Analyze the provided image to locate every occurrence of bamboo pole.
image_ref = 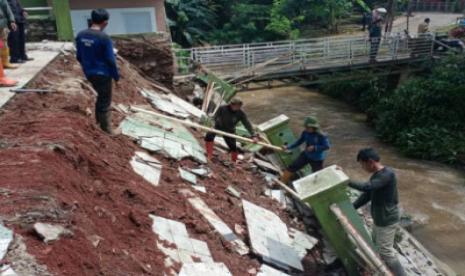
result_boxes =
[130,106,284,152]
[329,204,394,276]
[272,178,301,199]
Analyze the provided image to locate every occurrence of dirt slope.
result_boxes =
[0,53,321,275]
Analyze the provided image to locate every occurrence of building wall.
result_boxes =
[45,0,167,35]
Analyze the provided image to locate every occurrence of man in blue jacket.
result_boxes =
[76,9,119,134]
[281,116,330,183]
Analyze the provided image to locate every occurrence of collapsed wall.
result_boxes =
[0,47,324,275]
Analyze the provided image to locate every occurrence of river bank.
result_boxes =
[241,86,465,273]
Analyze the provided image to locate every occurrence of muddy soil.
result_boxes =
[114,35,175,89]
[0,55,322,275]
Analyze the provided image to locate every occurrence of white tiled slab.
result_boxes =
[178,263,232,276]
[257,265,291,276]
[242,200,303,271]
[288,228,318,259]
[0,223,13,260]
[149,215,214,268]
[130,152,162,186]
[187,197,249,255]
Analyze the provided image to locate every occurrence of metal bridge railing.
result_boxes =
[174,33,435,77]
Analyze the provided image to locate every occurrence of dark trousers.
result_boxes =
[288,152,324,173]
[370,37,381,61]
[205,128,237,152]
[8,22,27,62]
[88,75,112,114]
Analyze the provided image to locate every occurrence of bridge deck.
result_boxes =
[175,33,434,85]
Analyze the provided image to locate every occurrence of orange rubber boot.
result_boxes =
[231,151,239,163]
[205,141,214,160]
[0,62,18,87]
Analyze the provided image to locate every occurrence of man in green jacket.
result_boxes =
[0,0,17,87]
[348,148,406,276]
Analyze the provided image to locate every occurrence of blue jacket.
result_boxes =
[76,28,120,81]
[288,131,330,161]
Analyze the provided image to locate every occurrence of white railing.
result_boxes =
[174,33,435,77]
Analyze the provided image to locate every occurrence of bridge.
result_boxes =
[174,33,436,91]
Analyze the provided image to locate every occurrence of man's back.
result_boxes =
[369,167,400,226]
[76,29,119,80]
[418,22,429,34]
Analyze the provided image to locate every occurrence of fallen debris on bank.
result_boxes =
[0,38,453,276]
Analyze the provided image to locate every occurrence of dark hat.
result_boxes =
[230,98,243,105]
[91,9,110,24]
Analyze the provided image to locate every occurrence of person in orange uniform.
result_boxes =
[0,0,18,87]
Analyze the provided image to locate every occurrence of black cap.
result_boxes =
[425,18,431,23]
[91,9,110,24]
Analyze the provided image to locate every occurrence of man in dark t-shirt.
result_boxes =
[204,98,258,164]
[348,148,406,276]
[76,9,119,134]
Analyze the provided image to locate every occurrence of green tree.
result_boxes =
[165,0,217,47]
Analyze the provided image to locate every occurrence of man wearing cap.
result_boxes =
[280,116,330,183]
[205,98,258,164]
[76,9,119,134]
[348,148,406,276]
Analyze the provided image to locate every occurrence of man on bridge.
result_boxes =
[369,8,387,62]
[204,98,258,164]
[418,18,430,34]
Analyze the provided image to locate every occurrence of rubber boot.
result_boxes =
[280,170,294,184]
[231,151,239,163]
[101,111,113,134]
[96,111,113,134]
[0,53,18,87]
[205,141,214,160]
[2,48,19,69]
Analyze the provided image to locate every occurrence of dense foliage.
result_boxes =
[166,0,356,46]
[321,56,465,164]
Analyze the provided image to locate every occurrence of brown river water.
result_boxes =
[240,86,465,274]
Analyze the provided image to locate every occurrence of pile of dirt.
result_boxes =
[0,53,323,275]
[114,34,175,90]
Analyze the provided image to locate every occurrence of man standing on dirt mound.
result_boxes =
[76,9,119,134]
[204,98,258,164]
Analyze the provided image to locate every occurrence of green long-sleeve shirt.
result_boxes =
[0,0,15,29]
[349,167,400,227]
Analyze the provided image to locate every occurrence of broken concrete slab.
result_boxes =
[288,228,318,259]
[185,194,249,255]
[242,200,303,271]
[189,167,210,178]
[141,89,190,119]
[33,223,71,243]
[149,215,214,266]
[225,186,241,199]
[131,151,162,186]
[0,265,17,276]
[253,158,281,174]
[168,94,206,119]
[178,263,232,276]
[179,168,197,185]
[120,114,207,164]
[0,223,13,260]
[257,265,291,276]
